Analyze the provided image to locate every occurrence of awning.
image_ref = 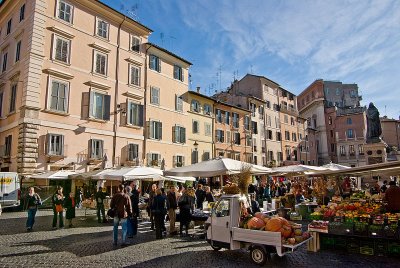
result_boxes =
[92,166,164,181]
[31,170,78,180]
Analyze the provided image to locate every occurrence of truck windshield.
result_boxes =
[213,199,230,217]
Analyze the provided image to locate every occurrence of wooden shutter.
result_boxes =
[173,156,177,167]
[182,156,185,166]
[157,154,161,166]
[172,126,176,143]
[138,105,144,127]
[89,91,94,117]
[88,139,93,159]
[60,135,65,156]
[158,121,162,140]
[147,121,152,138]
[103,95,111,120]
[181,127,186,143]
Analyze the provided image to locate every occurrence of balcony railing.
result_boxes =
[279,105,299,116]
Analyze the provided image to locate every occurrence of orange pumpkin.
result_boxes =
[247,217,265,229]
[281,225,293,238]
[263,218,270,224]
[265,218,283,232]
[255,212,266,219]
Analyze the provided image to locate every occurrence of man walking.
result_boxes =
[167,186,178,235]
[95,187,107,223]
[110,185,132,247]
[25,187,41,232]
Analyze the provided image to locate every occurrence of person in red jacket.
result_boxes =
[384,181,400,213]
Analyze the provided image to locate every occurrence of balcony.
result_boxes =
[46,145,68,163]
[279,105,299,116]
[87,149,108,165]
[0,145,11,163]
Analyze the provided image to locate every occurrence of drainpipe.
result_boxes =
[143,44,153,165]
[112,16,126,167]
[212,102,215,158]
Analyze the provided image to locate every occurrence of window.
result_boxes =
[150,86,160,105]
[328,116,332,125]
[244,115,250,130]
[19,4,25,22]
[6,19,12,35]
[268,115,272,127]
[203,104,211,115]
[8,83,17,113]
[292,132,297,142]
[251,121,257,134]
[0,91,3,117]
[127,144,139,161]
[149,54,161,72]
[203,151,210,161]
[191,150,198,164]
[234,132,240,145]
[147,153,161,166]
[284,115,288,124]
[347,129,354,138]
[94,51,107,75]
[331,143,335,153]
[216,130,224,143]
[340,145,346,156]
[4,135,12,157]
[191,100,200,112]
[89,139,103,159]
[277,152,283,161]
[205,123,211,136]
[266,101,271,109]
[276,132,281,141]
[2,52,8,72]
[285,131,290,141]
[349,145,355,156]
[259,106,264,119]
[127,101,143,126]
[173,65,183,81]
[54,36,70,63]
[173,125,186,143]
[246,135,252,146]
[214,199,230,217]
[216,109,222,123]
[267,130,273,140]
[96,18,109,39]
[336,88,340,95]
[347,118,352,125]
[226,131,231,144]
[15,41,21,62]
[173,155,185,167]
[130,36,140,52]
[330,130,334,138]
[57,0,73,23]
[89,91,111,120]
[175,95,183,112]
[225,111,230,125]
[232,113,239,128]
[49,80,69,113]
[285,147,291,160]
[192,120,199,134]
[299,133,303,140]
[47,134,64,156]
[149,121,162,140]
[290,117,295,126]
[249,103,256,116]
[129,65,140,86]
[358,144,364,155]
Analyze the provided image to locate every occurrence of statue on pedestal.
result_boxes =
[366,102,382,143]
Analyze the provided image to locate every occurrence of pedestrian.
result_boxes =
[383,181,400,213]
[125,186,134,238]
[167,185,178,235]
[76,188,83,208]
[24,187,41,232]
[195,184,206,209]
[250,193,260,213]
[204,186,215,203]
[129,184,140,237]
[148,183,157,230]
[176,184,184,201]
[264,184,271,203]
[110,184,132,247]
[380,180,388,194]
[64,192,76,228]
[151,188,167,239]
[95,186,107,223]
[178,187,195,237]
[52,186,65,229]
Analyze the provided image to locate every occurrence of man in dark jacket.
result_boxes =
[110,185,132,247]
[25,187,41,232]
[167,186,178,235]
[384,181,400,213]
[151,188,167,239]
[195,184,206,209]
[129,184,140,236]
[95,187,107,223]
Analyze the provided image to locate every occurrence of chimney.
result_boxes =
[196,86,200,93]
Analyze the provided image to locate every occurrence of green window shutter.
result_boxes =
[158,121,163,140]
[103,95,111,120]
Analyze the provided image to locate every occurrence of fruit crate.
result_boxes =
[329,222,353,235]
[374,239,388,256]
[384,224,399,239]
[347,237,360,254]
[334,236,347,250]
[360,240,374,256]
[353,222,369,236]
[320,234,335,250]
[369,224,385,238]
[388,242,400,257]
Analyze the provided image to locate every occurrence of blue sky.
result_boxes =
[104,0,400,119]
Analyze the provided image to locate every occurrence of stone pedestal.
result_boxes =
[364,141,387,165]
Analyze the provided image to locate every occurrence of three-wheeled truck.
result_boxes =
[205,194,312,265]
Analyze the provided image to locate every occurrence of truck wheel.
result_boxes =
[211,245,222,251]
[250,246,269,266]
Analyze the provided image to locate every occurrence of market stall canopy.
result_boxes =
[164,176,196,182]
[31,170,78,180]
[310,160,400,177]
[271,165,326,175]
[68,169,109,180]
[163,157,271,177]
[92,166,163,181]
[321,162,351,171]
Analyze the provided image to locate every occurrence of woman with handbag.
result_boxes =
[151,188,167,239]
[178,188,195,237]
[52,186,65,229]
[25,187,41,232]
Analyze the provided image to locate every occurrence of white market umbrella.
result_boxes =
[92,166,163,181]
[164,176,196,183]
[322,162,351,171]
[163,157,271,177]
[31,170,77,180]
[68,169,109,180]
[271,164,326,175]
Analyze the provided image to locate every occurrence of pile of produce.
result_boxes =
[239,213,310,245]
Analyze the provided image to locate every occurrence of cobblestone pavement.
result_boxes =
[0,209,400,268]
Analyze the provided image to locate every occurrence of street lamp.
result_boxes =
[193,141,199,150]
[193,141,199,164]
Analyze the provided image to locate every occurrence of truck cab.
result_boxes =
[0,172,21,210]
